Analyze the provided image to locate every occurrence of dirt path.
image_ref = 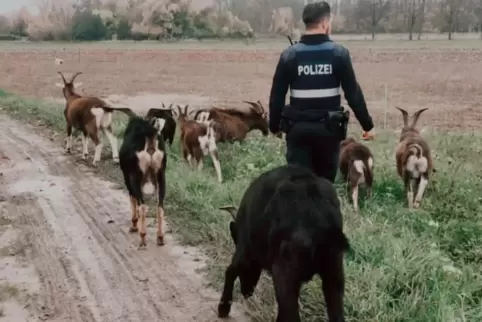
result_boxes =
[0,115,247,322]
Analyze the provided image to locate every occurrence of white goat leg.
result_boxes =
[414,177,428,209]
[352,185,359,213]
[210,150,223,183]
[81,134,89,159]
[93,142,103,166]
[197,159,204,171]
[407,179,415,209]
[104,128,119,163]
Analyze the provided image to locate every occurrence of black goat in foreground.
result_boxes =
[145,103,176,146]
[218,165,349,322]
[119,116,167,248]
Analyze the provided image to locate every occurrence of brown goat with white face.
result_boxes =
[339,137,374,213]
[56,72,135,165]
[191,100,273,142]
[176,105,223,182]
[395,107,433,209]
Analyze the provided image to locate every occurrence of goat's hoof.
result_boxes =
[139,233,147,248]
[113,157,119,164]
[92,161,99,167]
[157,236,165,246]
[217,301,231,318]
[82,154,87,160]
[129,226,138,233]
[66,149,71,154]
[414,201,421,209]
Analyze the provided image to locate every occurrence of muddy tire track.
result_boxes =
[0,115,247,322]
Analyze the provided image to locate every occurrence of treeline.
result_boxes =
[0,0,481,41]
[0,2,253,42]
[223,0,482,40]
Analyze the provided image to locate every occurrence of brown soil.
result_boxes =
[0,115,247,322]
[0,44,481,130]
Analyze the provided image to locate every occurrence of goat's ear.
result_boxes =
[55,83,64,88]
[219,206,237,220]
[395,107,409,127]
[161,102,166,108]
[411,108,429,128]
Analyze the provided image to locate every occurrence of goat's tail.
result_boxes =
[407,143,423,158]
[102,106,137,118]
[324,228,350,253]
[362,158,373,187]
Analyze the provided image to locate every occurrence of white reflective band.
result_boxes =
[290,88,340,98]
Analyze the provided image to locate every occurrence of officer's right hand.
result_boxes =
[362,129,375,141]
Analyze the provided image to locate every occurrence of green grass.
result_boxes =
[1,90,482,321]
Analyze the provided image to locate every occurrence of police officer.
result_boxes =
[268,1,375,183]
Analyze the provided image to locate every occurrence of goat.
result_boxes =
[395,107,433,209]
[218,164,349,322]
[191,101,270,142]
[177,105,223,182]
[339,137,374,213]
[56,72,135,165]
[119,116,167,247]
[145,103,176,146]
[191,107,249,143]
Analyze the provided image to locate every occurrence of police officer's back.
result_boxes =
[268,1,374,183]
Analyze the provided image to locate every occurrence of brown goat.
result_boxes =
[177,105,223,182]
[56,72,135,165]
[339,137,374,213]
[395,107,433,209]
[192,101,271,142]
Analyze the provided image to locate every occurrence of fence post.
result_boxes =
[383,84,388,129]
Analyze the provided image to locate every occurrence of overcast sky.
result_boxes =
[0,0,37,14]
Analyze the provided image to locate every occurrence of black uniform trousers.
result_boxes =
[285,122,340,183]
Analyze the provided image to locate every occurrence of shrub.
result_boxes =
[71,11,107,41]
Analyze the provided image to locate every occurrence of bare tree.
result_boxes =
[441,0,465,40]
[371,0,390,40]
[407,0,426,40]
[417,0,426,40]
[473,0,482,38]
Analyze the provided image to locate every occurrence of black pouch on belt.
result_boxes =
[326,109,350,140]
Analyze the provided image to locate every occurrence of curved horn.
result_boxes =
[411,108,429,128]
[242,100,262,114]
[176,105,183,116]
[70,72,82,83]
[219,206,237,220]
[395,107,409,127]
[257,100,265,111]
[57,71,67,84]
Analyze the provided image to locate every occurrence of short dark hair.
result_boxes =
[302,1,331,29]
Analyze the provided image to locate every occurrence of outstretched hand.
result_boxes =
[362,129,375,141]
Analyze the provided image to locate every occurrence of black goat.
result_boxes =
[145,103,176,146]
[218,164,349,322]
[119,116,167,248]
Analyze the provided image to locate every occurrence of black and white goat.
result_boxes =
[145,103,176,146]
[119,116,167,247]
[218,164,349,322]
